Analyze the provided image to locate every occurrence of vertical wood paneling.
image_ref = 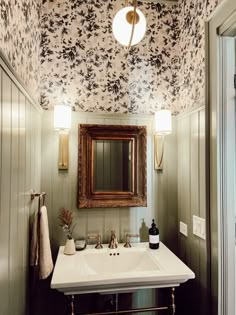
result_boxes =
[0,70,1,272]
[176,108,208,315]
[34,108,41,188]
[177,116,191,262]
[25,99,32,315]
[156,119,178,253]
[9,83,19,315]
[190,112,200,276]
[199,109,208,312]
[0,63,42,315]
[19,92,26,313]
[165,119,178,252]
[0,70,12,315]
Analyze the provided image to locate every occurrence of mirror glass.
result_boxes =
[78,124,146,209]
[93,140,132,192]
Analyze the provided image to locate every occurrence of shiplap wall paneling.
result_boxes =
[156,119,178,253]
[177,108,208,315]
[19,91,26,311]
[0,68,11,315]
[10,82,20,315]
[177,115,191,262]
[190,112,201,313]
[0,64,41,315]
[199,109,208,314]
[190,112,200,276]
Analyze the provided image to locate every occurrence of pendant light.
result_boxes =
[112,0,146,48]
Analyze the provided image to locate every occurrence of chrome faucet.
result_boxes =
[108,230,118,249]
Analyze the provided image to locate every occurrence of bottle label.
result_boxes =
[149,235,159,244]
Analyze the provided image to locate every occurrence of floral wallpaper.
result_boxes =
[40,0,180,114]
[0,0,223,114]
[176,0,221,113]
[0,0,42,102]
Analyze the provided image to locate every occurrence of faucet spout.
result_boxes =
[108,230,118,249]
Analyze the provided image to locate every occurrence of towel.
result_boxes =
[30,205,53,280]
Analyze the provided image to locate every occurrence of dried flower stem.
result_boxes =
[58,208,75,240]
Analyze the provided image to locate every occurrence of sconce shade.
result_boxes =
[54,105,72,130]
[112,6,146,47]
[154,110,172,135]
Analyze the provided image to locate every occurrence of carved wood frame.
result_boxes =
[78,124,147,208]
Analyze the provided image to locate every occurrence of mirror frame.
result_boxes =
[78,124,147,208]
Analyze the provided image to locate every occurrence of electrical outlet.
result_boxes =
[193,215,206,240]
[180,222,188,237]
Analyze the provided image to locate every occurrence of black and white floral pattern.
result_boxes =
[0,0,41,102]
[0,0,223,114]
[176,0,220,113]
[40,0,180,113]
[40,0,222,114]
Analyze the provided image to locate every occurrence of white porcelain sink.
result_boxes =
[83,247,161,274]
[51,242,195,295]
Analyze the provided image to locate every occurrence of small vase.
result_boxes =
[64,238,76,255]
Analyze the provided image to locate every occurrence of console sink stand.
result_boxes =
[67,287,176,315]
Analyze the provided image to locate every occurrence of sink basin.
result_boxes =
[51,242,195,295]
[83,247,161,274]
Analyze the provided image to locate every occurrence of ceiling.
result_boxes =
[140,0,178,3]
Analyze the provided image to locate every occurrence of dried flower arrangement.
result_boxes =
[58,208,76,240]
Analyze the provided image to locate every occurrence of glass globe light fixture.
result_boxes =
[112,2,146,48]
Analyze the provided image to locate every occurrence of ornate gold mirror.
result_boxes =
[78,124,147,208]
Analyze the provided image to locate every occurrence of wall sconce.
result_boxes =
[112,0,146,49]
[54,105,72,170]
[154,110,172,171]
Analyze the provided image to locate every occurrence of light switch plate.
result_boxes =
[193,215,206,240]
[180,221,188,237]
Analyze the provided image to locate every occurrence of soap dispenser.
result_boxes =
[149,219,159,249]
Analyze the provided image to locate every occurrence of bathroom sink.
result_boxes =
[51,242,195,295]
[83,247,161,274]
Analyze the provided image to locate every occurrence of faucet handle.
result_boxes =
[124,233,139,248]
[87,234,103,249]
[95,234,103,249]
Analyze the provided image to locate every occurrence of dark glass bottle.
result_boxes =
[149,219,159,249]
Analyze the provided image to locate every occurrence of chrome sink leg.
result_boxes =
[170,288,176,315]
[115,293,118,312]
[67,295,75,315]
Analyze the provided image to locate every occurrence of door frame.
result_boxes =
[206,1,236,314]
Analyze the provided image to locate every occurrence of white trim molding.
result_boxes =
[206,1,236,315]
[0,49,42,112]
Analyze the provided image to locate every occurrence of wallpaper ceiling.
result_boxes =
[0,0,222,114]
[40,0,180,114]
